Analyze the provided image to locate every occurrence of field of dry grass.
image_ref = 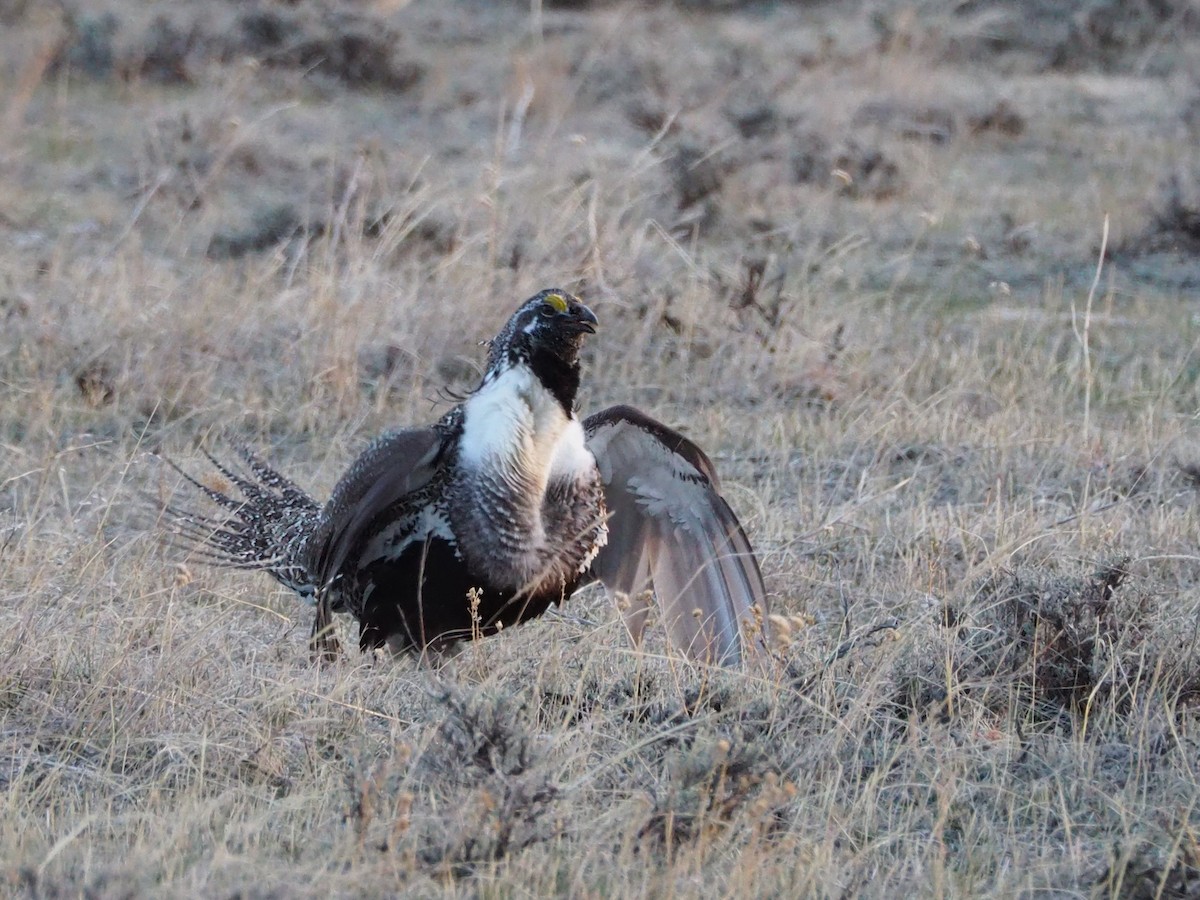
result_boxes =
[4,0,1200,896]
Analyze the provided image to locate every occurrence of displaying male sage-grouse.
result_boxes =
[161,289,770,667]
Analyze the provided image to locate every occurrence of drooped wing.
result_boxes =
[583,405,770,667]
[306,427,446,591]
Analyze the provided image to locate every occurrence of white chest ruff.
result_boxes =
[459,366,595,485]
[454,364,603,586]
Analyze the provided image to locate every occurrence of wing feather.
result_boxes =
[584,405,770,667]
[306,427,446,591]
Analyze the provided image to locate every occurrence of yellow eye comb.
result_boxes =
[543,292,569,314]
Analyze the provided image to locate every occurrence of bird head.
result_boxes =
[481,288,599,411]
[487,289,597,368]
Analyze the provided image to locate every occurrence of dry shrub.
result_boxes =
[1054,0,1198,72]
[1148,169,1200,251]
[232,8,424,92]
[831,141,902,200]
[404,686,561,875]
[852,100,956,145]
[637,734,792,853]
[206,204,304,260]
[879,0,1198,74]
[1096,837,1200,899]
[930,559,1200,723]
[50,5,424,90]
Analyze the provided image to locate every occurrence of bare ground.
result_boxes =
[4,0,1200,896]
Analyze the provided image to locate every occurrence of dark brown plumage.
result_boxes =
[159,289,771,666]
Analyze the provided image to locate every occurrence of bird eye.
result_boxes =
[539,304,557,318]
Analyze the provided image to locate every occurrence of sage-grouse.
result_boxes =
[162,289,770,666]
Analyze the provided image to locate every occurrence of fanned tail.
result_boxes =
[152,446,323,601]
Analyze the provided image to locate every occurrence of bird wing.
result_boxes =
[306,427,447,591]
[583,405,770,667]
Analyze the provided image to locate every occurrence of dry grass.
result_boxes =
[3,1,1200,896]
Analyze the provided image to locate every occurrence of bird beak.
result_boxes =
[568,303,599,334]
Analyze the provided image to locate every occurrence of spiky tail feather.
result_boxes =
[154,446,323,601]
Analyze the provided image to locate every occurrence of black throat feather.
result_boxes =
[527,346,581,415]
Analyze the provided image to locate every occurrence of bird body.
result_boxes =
[161,289,770,666]
[449,362,607,593]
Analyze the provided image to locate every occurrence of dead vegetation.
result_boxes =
[3,0,1200,896]
[1148,168,1200,251]
[52,4,425,90]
